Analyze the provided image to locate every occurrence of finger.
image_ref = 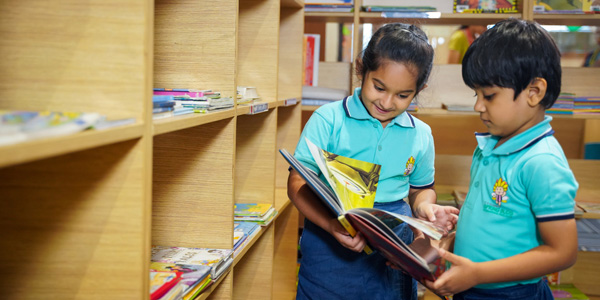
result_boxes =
[439,248,460,265]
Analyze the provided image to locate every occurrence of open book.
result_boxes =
[280,138,448,285]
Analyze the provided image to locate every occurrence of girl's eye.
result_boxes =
[397,94,410,99]
[374,85,384,92]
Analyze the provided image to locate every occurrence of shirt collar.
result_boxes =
[475,115,555,156]
[344,87,415,128]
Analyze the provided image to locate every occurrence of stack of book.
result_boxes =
[305,0,354,12]
[149,262,212,300]
[153,95,177,119]
[573,97,600,114]
[234,203,277,226]
[534,0,599,14]
[362,0,453,13]
[454,0,519,13]
[151,246,234,281]
[547,93,575,115]
[154,88,233,113]
[548,94,600,115]
[0,110,104,146]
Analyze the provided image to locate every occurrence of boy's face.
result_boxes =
[360,60,419,128]
[473,85,544,145]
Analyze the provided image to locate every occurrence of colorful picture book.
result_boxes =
[234,203,277,226]
[151,246,233,280]
[279,138,449,286]
[149,270,182,300]
[233,222,261,257]
[454,0,519,13]
[0,110,104,146]
[149,262,212,300]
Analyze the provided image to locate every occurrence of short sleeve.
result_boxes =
[293,108,334,175]
[408,126,435,189]
[521,154,578,222]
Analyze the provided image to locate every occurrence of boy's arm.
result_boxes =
[287,170,366,252]
[425,218,577,296]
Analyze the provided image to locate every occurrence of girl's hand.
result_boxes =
[415,203,459,231]
[424,249,480,296]
[327,218,366,252]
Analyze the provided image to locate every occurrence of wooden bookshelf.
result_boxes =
[0,0,303,299]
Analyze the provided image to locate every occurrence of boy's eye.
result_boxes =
[483,93,494,100]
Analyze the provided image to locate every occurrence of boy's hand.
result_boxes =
[415,203,459,231]
[327,218,366,252]
[424,249,480,297]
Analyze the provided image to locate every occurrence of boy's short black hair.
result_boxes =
[462,18,561,108]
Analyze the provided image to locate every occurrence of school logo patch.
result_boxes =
[404,156,415,176]
[491,178,509,206]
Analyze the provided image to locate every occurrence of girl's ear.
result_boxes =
[527,78,547,107]
[355,58,364,82]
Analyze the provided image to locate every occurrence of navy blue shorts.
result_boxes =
[454,280,553,300]
[296,200,417,300]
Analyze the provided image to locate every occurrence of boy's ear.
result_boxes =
[527,78,547,107]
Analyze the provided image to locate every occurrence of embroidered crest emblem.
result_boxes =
[404,156,415,175]
[491,178,509,206]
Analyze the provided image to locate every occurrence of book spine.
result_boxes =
[338,215,373,254]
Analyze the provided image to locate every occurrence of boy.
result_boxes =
[426,18,579,299]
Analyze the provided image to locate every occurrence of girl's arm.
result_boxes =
[425,218,578,296]
[409,188,459,231]
[287,169,366,252]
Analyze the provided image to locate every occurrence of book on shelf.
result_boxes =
[533,0,586,13]
[549,283,589,300]
[151,246,234,280]
[149,262,212,300]
[361,0,453,13]
[279,138,449,286]
[0,110,104,146]
[149,270,182,300]
[233,221,261,257]
[454,0,518,13]
[234,203,277,226]
[303,34,320,87]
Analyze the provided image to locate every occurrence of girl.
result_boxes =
[288,23,459,300]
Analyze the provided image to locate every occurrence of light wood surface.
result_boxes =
[238,0,280,103]
[279,7,304,102]
[154,0,238,98]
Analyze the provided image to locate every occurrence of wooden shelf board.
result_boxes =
[152,109,235,136]
[305,12,354,23]
[0,122,144,169]
[359,12,521,25]
[534,14,600,26]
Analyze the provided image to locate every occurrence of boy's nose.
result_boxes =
[474,97,485,112]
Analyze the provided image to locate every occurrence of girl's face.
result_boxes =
[360,60,419,128]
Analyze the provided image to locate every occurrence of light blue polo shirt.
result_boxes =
[294,87,435,203]
[454,116,578,289]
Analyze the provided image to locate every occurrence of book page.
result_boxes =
[305,138,380,211]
